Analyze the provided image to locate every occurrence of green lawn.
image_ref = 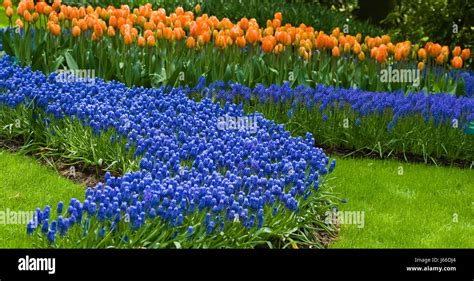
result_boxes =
[0,150,84,248]
[329,156,474,248]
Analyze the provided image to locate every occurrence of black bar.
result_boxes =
[0,249,472,281]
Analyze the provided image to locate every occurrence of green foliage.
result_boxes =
[0,105,139,175]
[381,0,474,51]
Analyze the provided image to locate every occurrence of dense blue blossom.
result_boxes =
[0,55,333,239]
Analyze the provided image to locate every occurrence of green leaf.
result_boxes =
[1,31,14,56]
[65,51,79,70]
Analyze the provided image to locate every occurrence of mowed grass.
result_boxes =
[329,156,474,248]
[0,150,84,248]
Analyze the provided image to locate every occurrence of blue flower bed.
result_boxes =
[0,55,336,247]
[190,77,474,162]
[200,78,474,129]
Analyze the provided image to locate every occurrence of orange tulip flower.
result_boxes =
[452,46,461,57]
[137,36,146,47]
[417,48,427,61]
[3,0,12,8]
[186,36,196,48]
[246,28,259,45]
[146,35,155,47]
[452,56,463,69]
[236,36,246,48]
[6,6,13,17]
[461,48,471,60]
[107,26,116,37]
[417,61,424,71]
[274,12,282,22]
[72,25,81,37]
[435,54,445,64]
[262,36,274,53]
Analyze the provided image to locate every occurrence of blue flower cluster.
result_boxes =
[199,77,474,129]
[0,55,333,241]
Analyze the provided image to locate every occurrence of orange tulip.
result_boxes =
[418,48,427,61]
[6,6,13,17]
[215,35,226,48]
[342,42,350,53]
[246,28,259,45]
[451,56,463,69]
[357,51,365,61]
[51,24,61,36]
[262,36,274,53]
[274,12,282,22]
[15,19,23,29]
[186,36,195,48]
[123,33,133,45]
[435,54,444,64]
[441,46,449,57]
[332,46,340,57]
[23,10,33,23]
[352,43,361,55]
[452,46,461,57]
[238,18,249,30]
[461,48,471,60]
[418,61,424,71]
[72,25,81,37]
[195,4,201,14]
[376,49,387,64]
[137,36,146,47]
[175,6,184,16]
[107,26,115,37]
[381,34,390,44]
[146,35,155,47]
[3,0,12,8]
[429,43,441,57]
[236,36,246,48]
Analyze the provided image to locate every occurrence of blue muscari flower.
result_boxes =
[41,219,49,234]
[47,231,56,244]
[328,159,336,173]
[187,226,194,236]
[149,208,156,219]
[43,205,51,219]
[206,221,215,234]
[57,201,64,215]
[99,227,105,238]
[26,221,35,236]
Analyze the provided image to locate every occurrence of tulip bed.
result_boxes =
[1,1,472,94]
